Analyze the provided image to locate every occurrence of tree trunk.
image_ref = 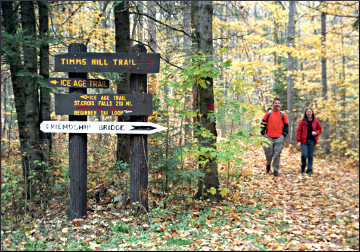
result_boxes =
[321,4,330,154]
[115,0,131,164]
[287,1,296,145]
[38,0,52,159]
[191,1,221,200]
[147,1,157,96]
[340,30,346,157]
[2,1,46,199]
[183,1,192,144]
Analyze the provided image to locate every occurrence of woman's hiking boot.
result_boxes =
[266,164,271,173]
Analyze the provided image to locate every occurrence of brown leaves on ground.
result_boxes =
[230,145,359,250]
[1,144,358,250]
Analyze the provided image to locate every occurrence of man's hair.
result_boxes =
[272,98,281,104]
[303,107,315,120]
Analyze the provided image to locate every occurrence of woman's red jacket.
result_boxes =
[296,118,322,144]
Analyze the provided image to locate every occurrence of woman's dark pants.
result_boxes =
[301,139,316,175]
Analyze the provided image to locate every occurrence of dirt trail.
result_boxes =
[231,145,359,250]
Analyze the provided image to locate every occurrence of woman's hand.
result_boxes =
[312,131,316,136]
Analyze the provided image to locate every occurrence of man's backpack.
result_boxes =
[261,110,285,136]
[266,110,284,123]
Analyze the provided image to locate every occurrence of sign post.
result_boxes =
[129,44,150,212]
[67,43,88,220]
[48,42,161,219]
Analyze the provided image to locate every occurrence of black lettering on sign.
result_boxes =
[55,93,152,116]
[54,53,160,73]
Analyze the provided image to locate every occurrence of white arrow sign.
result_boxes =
[40,121,167,134]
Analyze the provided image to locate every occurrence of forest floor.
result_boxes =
[1,143,359,251]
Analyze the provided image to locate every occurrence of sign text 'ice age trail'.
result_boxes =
[48,78,109,88]
[55,93,152,116]
[54,52,160,73]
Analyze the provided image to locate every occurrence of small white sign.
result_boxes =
[40,121,167,134]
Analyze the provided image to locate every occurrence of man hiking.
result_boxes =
[261,98,289,176]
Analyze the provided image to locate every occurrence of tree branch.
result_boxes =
[85,1,110,46]
[130,39,184,71]
[299,2,358,18]
[129,11,191,38]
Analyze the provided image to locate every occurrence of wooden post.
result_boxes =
[130,44,149,212]
[67,43,88,220]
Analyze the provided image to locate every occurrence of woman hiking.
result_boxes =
[296,107,322,175]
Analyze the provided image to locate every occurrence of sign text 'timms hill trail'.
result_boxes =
[54,52,160,73]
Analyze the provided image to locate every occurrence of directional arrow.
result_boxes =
[50,79,58,85]
[80,95,89,100]
[135,56,155,71]
[128,122,168,134]
[40,121,167,134]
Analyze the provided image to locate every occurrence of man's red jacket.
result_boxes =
[296,118,322,144]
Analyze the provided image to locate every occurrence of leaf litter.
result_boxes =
[1,143,358,250]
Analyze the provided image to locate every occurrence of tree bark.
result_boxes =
[38,0,52,158]
[147,1,158,96]
[321,3,330,154]
[191,1,221,200]
[183,1,192,144]
[1,1,46,199]
[287,1,296,145]
[115,0,131,164]
[22,1,46,199]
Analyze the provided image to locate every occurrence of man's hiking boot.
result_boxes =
[274,170,279,176]
[266,164,271,173]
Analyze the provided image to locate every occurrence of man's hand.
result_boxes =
[312,131,316,136]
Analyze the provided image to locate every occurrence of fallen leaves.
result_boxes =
[1,143,358,251]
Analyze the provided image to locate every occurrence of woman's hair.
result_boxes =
[303,107,315,120]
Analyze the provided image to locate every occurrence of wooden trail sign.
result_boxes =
[55,93,153,116]
[40,121,167,134]
[48,78,109,88]
[54,52,160,73]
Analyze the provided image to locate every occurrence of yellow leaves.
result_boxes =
[207,187,217,195]
[61,227,68,234]
[219,187,230,198]
[50,112,56,120]
[244,34,272,45]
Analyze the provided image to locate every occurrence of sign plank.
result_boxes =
[55,93,152,116]
[40,121,167,134]
[48,78,109,88]
[54,52,160,73]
